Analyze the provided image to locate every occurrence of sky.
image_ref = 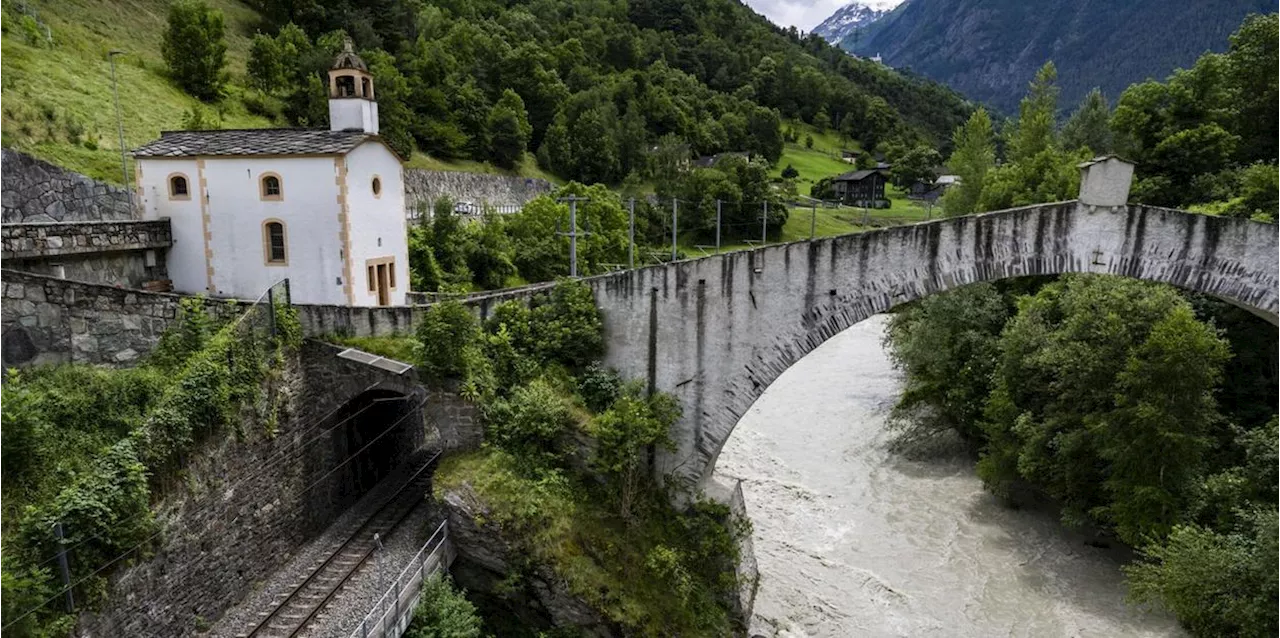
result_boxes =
[741,0,904,31]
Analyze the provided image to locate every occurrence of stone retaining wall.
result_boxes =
[1,219,171,259]
[0,270,243,368]
[2,149,135,222]
[404,169,553,213]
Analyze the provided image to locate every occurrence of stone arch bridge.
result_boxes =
[296,200,1277,486]
[509,200,1276,486]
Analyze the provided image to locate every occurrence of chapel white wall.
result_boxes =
[137,158,205,296]
[201,156,345,304]
[343,141,407,306]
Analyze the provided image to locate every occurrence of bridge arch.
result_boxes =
[582,201,1278,486]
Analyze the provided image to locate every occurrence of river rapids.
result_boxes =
[713,315,1185,638]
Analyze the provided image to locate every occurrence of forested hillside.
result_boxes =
[2,0,972,186]
[247,0,972,183]
[846,0,1274,114]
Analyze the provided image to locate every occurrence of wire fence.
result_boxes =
[407,198,524,221]
[349,521,454,638]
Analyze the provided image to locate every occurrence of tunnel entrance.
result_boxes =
[307,388,425,525]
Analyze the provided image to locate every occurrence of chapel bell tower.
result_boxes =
[328,39,379,134]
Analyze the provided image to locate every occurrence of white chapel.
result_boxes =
[133,41,408,306]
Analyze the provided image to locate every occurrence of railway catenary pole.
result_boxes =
[715,199,722,254]
[628,197,636,269]
[761,200,768,245]
[556,195,591,277]
[671,198,678,261]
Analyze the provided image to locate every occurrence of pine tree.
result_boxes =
[942,108,995,216]
[1007,62,1059,163]
[1061,88,1112,156]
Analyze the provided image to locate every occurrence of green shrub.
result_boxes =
[576,362,622,412]
[19,15,43,46]
[485,379,577,470]
[181,105,221,131]
[483,323,538,391]
[149,297,219,371]
[590,385,678,520]
[1225,163,1279,218]
[17,439,154,598]
[416,301,481,380]
[0,371,41,481]
[404,574,483,638]
[527,281,603,368]
[1126,509,1278,637]
[1,559,72,638]
[20,365,168,439]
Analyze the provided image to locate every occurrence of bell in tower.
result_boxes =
[328,38,378,134]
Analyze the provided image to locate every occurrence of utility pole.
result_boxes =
[761,201,768,245]
[810,202,817,239]
[628,197,636,269]
[108,50,131,208]
[556,195,590,277]
[670,198,678,261]
[715,199,722,254]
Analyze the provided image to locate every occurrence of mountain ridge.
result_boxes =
[811,0,901,47]
[839,0,1275,113]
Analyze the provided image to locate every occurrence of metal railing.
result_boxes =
[348,521,455,638]
[407,200,524,221]
[225,278,292,349]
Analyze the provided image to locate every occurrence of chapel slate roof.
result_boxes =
[132,129,374,158]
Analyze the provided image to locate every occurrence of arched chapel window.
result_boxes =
[263,220,287,264]
[260,174,282,200]
[168,174,190,199]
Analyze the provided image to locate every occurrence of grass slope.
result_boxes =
[774,119,861,195]
[1,0,274,183]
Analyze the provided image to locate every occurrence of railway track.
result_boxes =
[241,451,440,638]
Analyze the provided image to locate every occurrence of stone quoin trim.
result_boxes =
[335,158,354,305]
[196,159,215,293]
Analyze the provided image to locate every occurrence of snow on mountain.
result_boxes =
[811,0,903,45]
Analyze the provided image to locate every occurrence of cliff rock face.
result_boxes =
[841,0,1273,113]
[440,484,619,637]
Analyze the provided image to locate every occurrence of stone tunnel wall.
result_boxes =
[2,149,135,222]
[76,343,434,638]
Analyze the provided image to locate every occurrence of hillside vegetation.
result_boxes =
[3,0,973,187]
[0,0,272,182]
[848,0,1274,114]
